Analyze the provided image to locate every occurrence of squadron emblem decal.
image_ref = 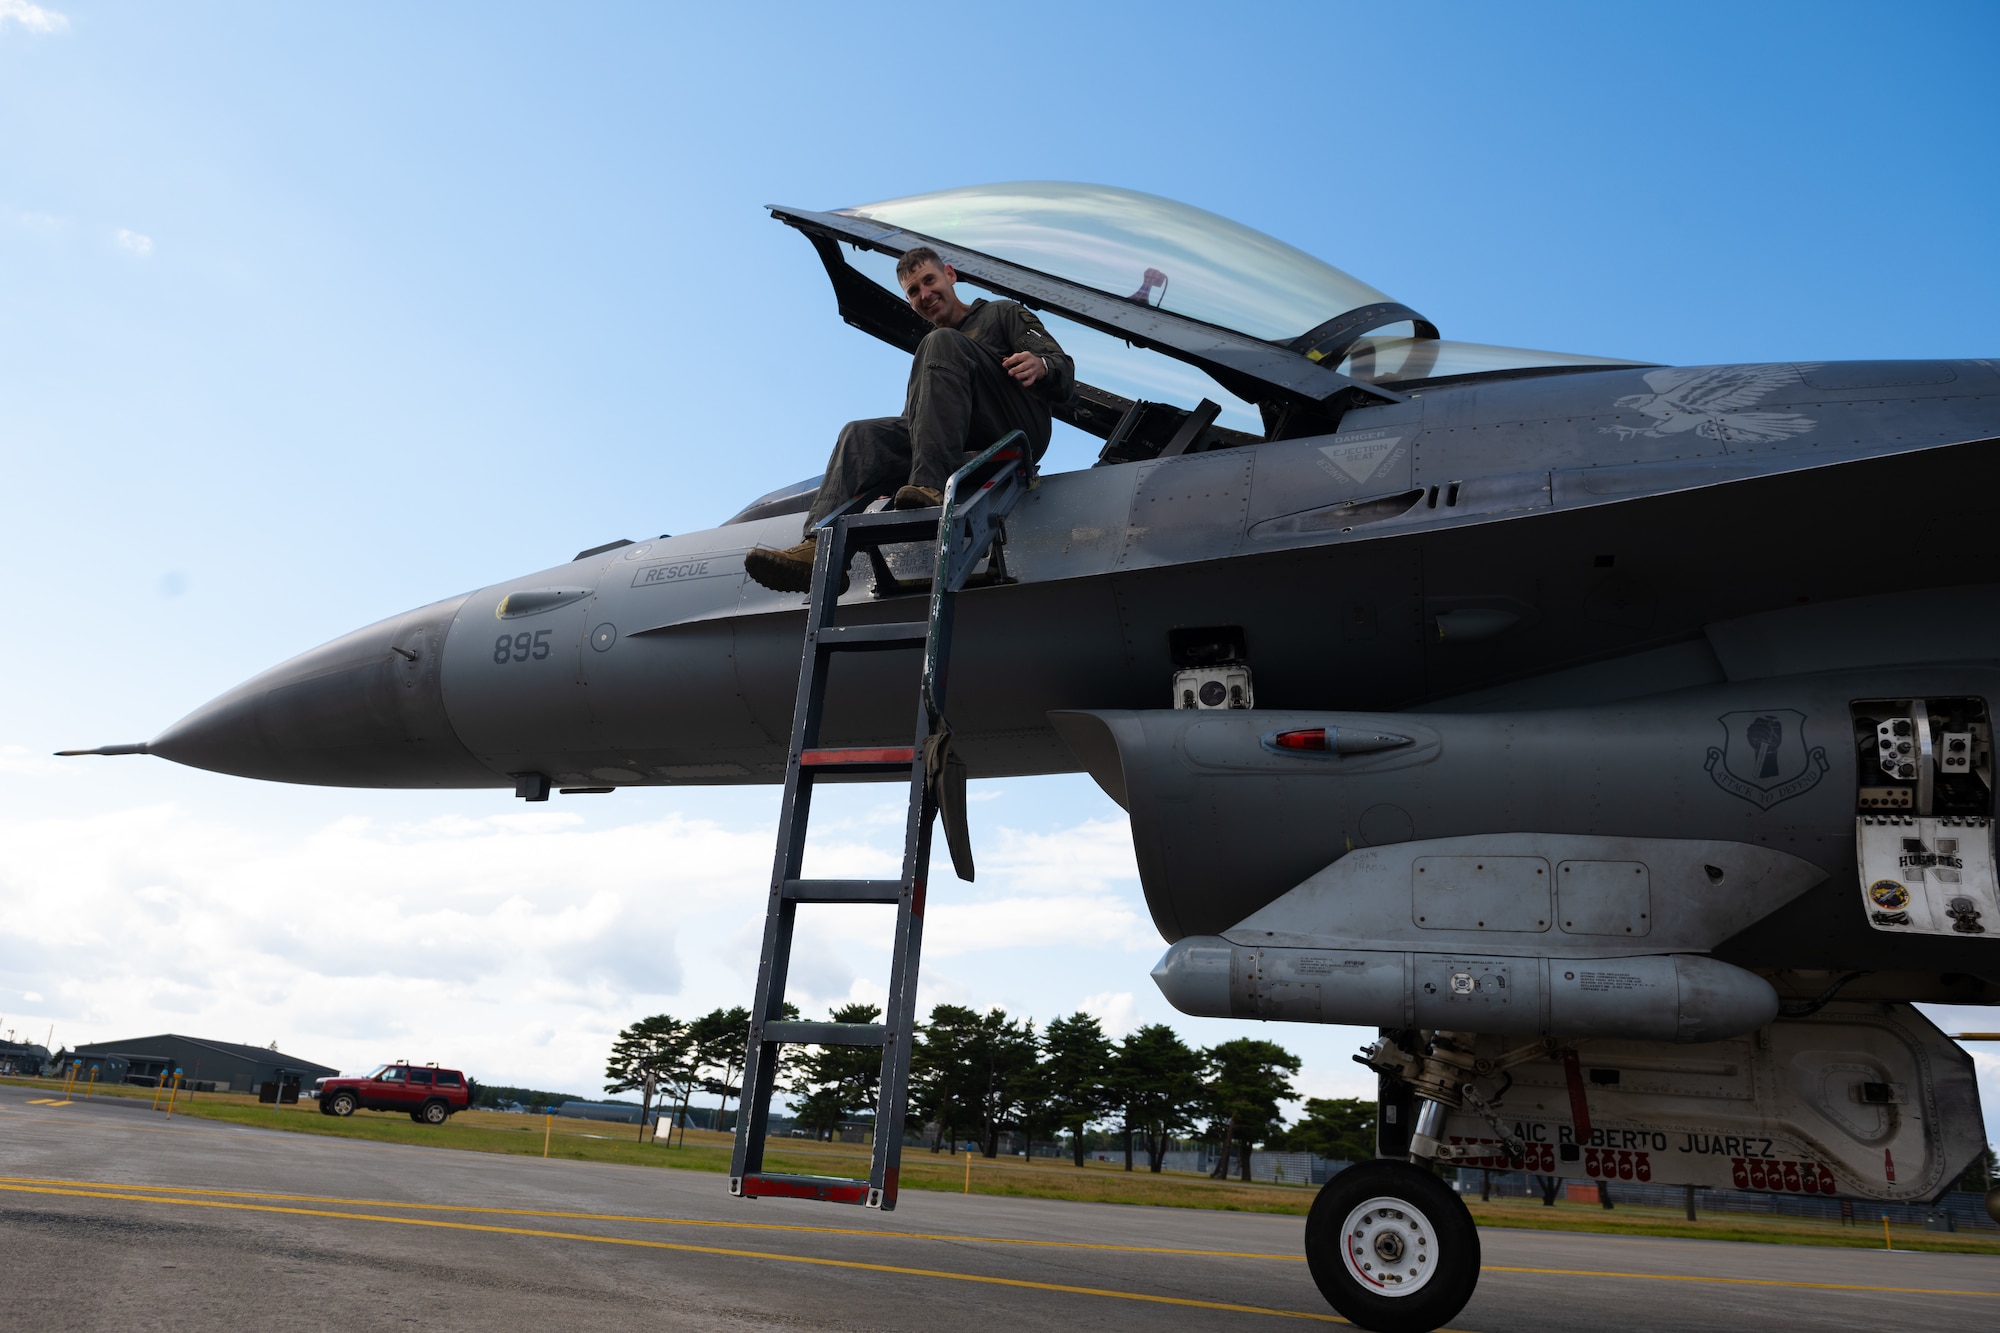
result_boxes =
[1867,880,1911,910]
[1602,365,1820,445]
[1705,710,1830,810]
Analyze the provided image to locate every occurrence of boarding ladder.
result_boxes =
[729,433,1033,1209]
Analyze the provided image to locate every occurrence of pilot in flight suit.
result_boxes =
[745,247,1074,593]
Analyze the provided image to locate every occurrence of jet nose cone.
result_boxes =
[1150,936,1236,1018]
[149,682,265,777]
[150,594,501,789]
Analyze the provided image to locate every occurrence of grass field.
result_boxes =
[8,1075,1996,1254]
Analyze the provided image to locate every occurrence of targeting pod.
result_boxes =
[1152,938,1778,1043]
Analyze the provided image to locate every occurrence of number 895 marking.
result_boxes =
[493,629,553,664]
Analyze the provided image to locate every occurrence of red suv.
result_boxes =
[315,1064,470,1125]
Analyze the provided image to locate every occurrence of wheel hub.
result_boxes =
[1340,1195,1435,1296]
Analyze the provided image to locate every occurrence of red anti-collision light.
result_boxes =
[1260,726,1412,757]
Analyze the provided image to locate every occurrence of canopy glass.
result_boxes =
[844,181,1390,344]
[840,182,1641,387]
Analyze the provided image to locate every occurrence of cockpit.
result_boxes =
[727,182,1645,523]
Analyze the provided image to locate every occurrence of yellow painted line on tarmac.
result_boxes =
[25,1099,69,1106]
[4,1170,1992,1303]
[0,1173,1303,1262]
[1486,1264,1999,1298]
[0,1180,1350,1324]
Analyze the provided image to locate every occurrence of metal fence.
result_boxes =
[1147,1148,1352,1184]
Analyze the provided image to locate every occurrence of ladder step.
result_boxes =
[814,622,929,651]
[763,1021,888,1047]
[799,746,916,770]
[735,1173,873,1205]
[783,878,904,903]
[842,510,941,545]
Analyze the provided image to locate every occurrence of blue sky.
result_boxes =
[3,2,1997,1134]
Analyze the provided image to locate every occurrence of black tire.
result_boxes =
[328,1091,358,1118]
[1304,1159,1480,1333]
[417,1099,449,1126]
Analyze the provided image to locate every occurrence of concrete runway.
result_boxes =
[2,1083,1993,1331]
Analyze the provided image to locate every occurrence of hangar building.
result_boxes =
[558,1099,655,1125]
[72,1034,337,1092]
[0,1040,50,1076]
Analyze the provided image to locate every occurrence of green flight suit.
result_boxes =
[803,300,1075,532]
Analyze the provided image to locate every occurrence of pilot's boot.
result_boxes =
[894,485,943,509]
[744,536,848,595]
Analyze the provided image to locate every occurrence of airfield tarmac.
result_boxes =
[1,1083,1992,1332]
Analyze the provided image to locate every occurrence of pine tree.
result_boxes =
[966,1009,1038,1157]
[1277,1097,1375,1163]
[911,1005,1037,1157]
[1115,1023,1205,1173]
[786,1002,883,1140]
[911,1004,981,1152]
[686,1003,795,1135]
[604,1014,692,1142]
[1042,1011,1117,1166]
[1007,1019,1056,1158]
[1203,1039,1301,1181]
[688,1006,751,1134]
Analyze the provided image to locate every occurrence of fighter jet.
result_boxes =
[66,182,2000,1331]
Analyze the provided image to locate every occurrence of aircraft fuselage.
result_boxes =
[146,358,2000,799]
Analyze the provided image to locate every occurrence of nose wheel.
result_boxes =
[1304,1159,1479,1333]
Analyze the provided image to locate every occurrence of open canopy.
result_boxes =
[843,182,1401,346]
[770,182,1646,456]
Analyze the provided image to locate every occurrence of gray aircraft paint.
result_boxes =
[75,193,1999,1279]
[1050,666,2000,988]
[144,361,2000,784]
[123,355,2000,996]
[1419,1006,1983,1206]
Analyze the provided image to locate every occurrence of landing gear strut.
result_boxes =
[1304,1159,1480,1333]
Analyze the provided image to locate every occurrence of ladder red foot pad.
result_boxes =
[737,1173,873,1204]
[799,746,917,767]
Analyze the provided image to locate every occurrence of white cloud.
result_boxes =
[20,779,1976,1147]
[771,815,1153,961]
[0,2,69,34]
[980,817,1138,895]
[0,803,773,1086]
[0,790,1163,1095]
[11,210,66,236]
[115,228,153,258]
[1078,990,1141,1036]
[0,760,1359,1110]
[927,892,1150,955]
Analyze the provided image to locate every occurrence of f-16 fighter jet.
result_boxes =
[68,183,2000,1331]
